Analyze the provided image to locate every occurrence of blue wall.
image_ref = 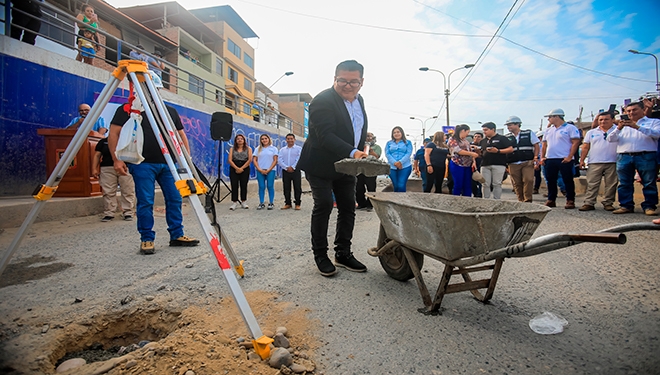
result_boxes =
[0,54,299,196]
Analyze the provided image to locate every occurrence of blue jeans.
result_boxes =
[616,152,658,210]
[544,158,575,201]
[420,168,427,192]
[256,170,276,204]
[541,166,565,192]
[389,166,412,192]
[449,160,472,196]
[128,163,184,242]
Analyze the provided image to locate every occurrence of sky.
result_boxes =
[106,0,660,146]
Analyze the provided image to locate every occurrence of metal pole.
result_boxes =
[5,1,11,36]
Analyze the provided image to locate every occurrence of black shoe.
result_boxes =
[101,216,114,222]
[169,236,200,247]
[335,252,367,272]
[314,254,337,277]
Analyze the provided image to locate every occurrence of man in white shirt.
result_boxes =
[540,108,581,209]
[578,112,618,211]
[607,101,660,215]
[278,133,303,210]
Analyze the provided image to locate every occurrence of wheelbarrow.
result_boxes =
[366,192,660,314]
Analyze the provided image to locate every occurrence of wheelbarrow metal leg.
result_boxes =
[429,263,454,312]
[402,247,432,307]
[457,259,504,303]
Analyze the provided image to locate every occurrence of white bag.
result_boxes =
[115,112,145,164]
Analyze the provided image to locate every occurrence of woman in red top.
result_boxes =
[448,124,478,196]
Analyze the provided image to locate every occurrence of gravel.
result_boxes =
[1,182,659,374]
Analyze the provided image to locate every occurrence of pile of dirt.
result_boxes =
[2,291,321,375]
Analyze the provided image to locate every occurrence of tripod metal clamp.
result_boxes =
[174,179,199,197]
[32,185,58,201]
[195,181,208,195]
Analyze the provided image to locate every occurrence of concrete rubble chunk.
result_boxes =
[268,347,293,368]
[56,358,86,373]
[273,333,290,348]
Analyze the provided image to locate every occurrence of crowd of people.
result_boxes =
[378,99,660,220]
[55,57,660,275]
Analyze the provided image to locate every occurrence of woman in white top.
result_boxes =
[253,134,278,210]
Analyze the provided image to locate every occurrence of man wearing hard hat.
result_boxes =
[504,116,541,202]
[539,109,581,209]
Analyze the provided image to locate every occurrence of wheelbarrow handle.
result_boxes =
[568,232,626,244]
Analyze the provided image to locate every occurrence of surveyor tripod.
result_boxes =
[1,61,273,359]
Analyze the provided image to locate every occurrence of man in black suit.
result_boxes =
[298,60,369,277]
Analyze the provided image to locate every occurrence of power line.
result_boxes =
[236,0,653,84]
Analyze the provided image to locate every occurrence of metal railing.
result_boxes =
[2,1,307,134]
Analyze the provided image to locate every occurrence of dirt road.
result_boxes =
[1,187,659,374]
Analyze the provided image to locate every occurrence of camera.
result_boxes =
[620,114,630,121]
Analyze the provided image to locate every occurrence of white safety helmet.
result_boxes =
[504,115,522,125]
[544,108,565,117]
[536,131,544,138]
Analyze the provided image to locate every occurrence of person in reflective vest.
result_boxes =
[505,116,541,202]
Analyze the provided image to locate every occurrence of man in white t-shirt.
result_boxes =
[578,112,618,211]
[540,108,581,209]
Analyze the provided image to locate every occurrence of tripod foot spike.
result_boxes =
[253,335,274,360]
[235,260,245,278]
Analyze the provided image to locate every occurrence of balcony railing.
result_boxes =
[2,0,306,135]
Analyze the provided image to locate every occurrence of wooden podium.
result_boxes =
[37,129,104,197]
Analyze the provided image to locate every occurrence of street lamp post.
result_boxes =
[419,64,475,127]
[409,115,438,139]
[264,71,294,128]
[628,49,660,94]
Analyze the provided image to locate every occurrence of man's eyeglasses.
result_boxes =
[335,78,362,88]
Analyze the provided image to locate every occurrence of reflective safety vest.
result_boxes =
[506,129,535,163]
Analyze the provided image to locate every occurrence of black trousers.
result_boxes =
[424,163,446,194]
[306,173,356,255]
[229,166,250,202]
[356,173,376,208]
[282,168,302,206]
[534,167,542,190]
[10,1,42,45]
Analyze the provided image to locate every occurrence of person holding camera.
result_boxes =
[606,101,660,216]
[66,103,107,135]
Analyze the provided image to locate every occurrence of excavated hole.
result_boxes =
[52,305,182,369]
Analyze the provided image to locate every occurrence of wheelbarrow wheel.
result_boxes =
[377,225,424,281]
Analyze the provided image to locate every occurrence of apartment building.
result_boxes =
[118,2,227,110]
[190,6,258,120]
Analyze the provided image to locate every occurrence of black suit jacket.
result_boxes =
[298,87,368,180]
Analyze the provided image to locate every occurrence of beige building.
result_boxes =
[190,6,258,120]
[118,2,227,111]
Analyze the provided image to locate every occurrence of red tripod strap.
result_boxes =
[123,81,142,115]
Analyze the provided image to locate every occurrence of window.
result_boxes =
[228,67,238,83]
[244,53,253,69]
[41,9,75,46]
[189,75,204,96]
[243,78,252,93]
[243,103,251,115]
[228,39,241,59]
[215,58,223,76]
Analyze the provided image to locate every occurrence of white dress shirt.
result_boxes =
[607,116,660,153]
[278,144,302,170]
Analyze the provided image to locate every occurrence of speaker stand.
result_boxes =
[208,141,232,204]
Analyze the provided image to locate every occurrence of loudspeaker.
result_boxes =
[210,112,233,141]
